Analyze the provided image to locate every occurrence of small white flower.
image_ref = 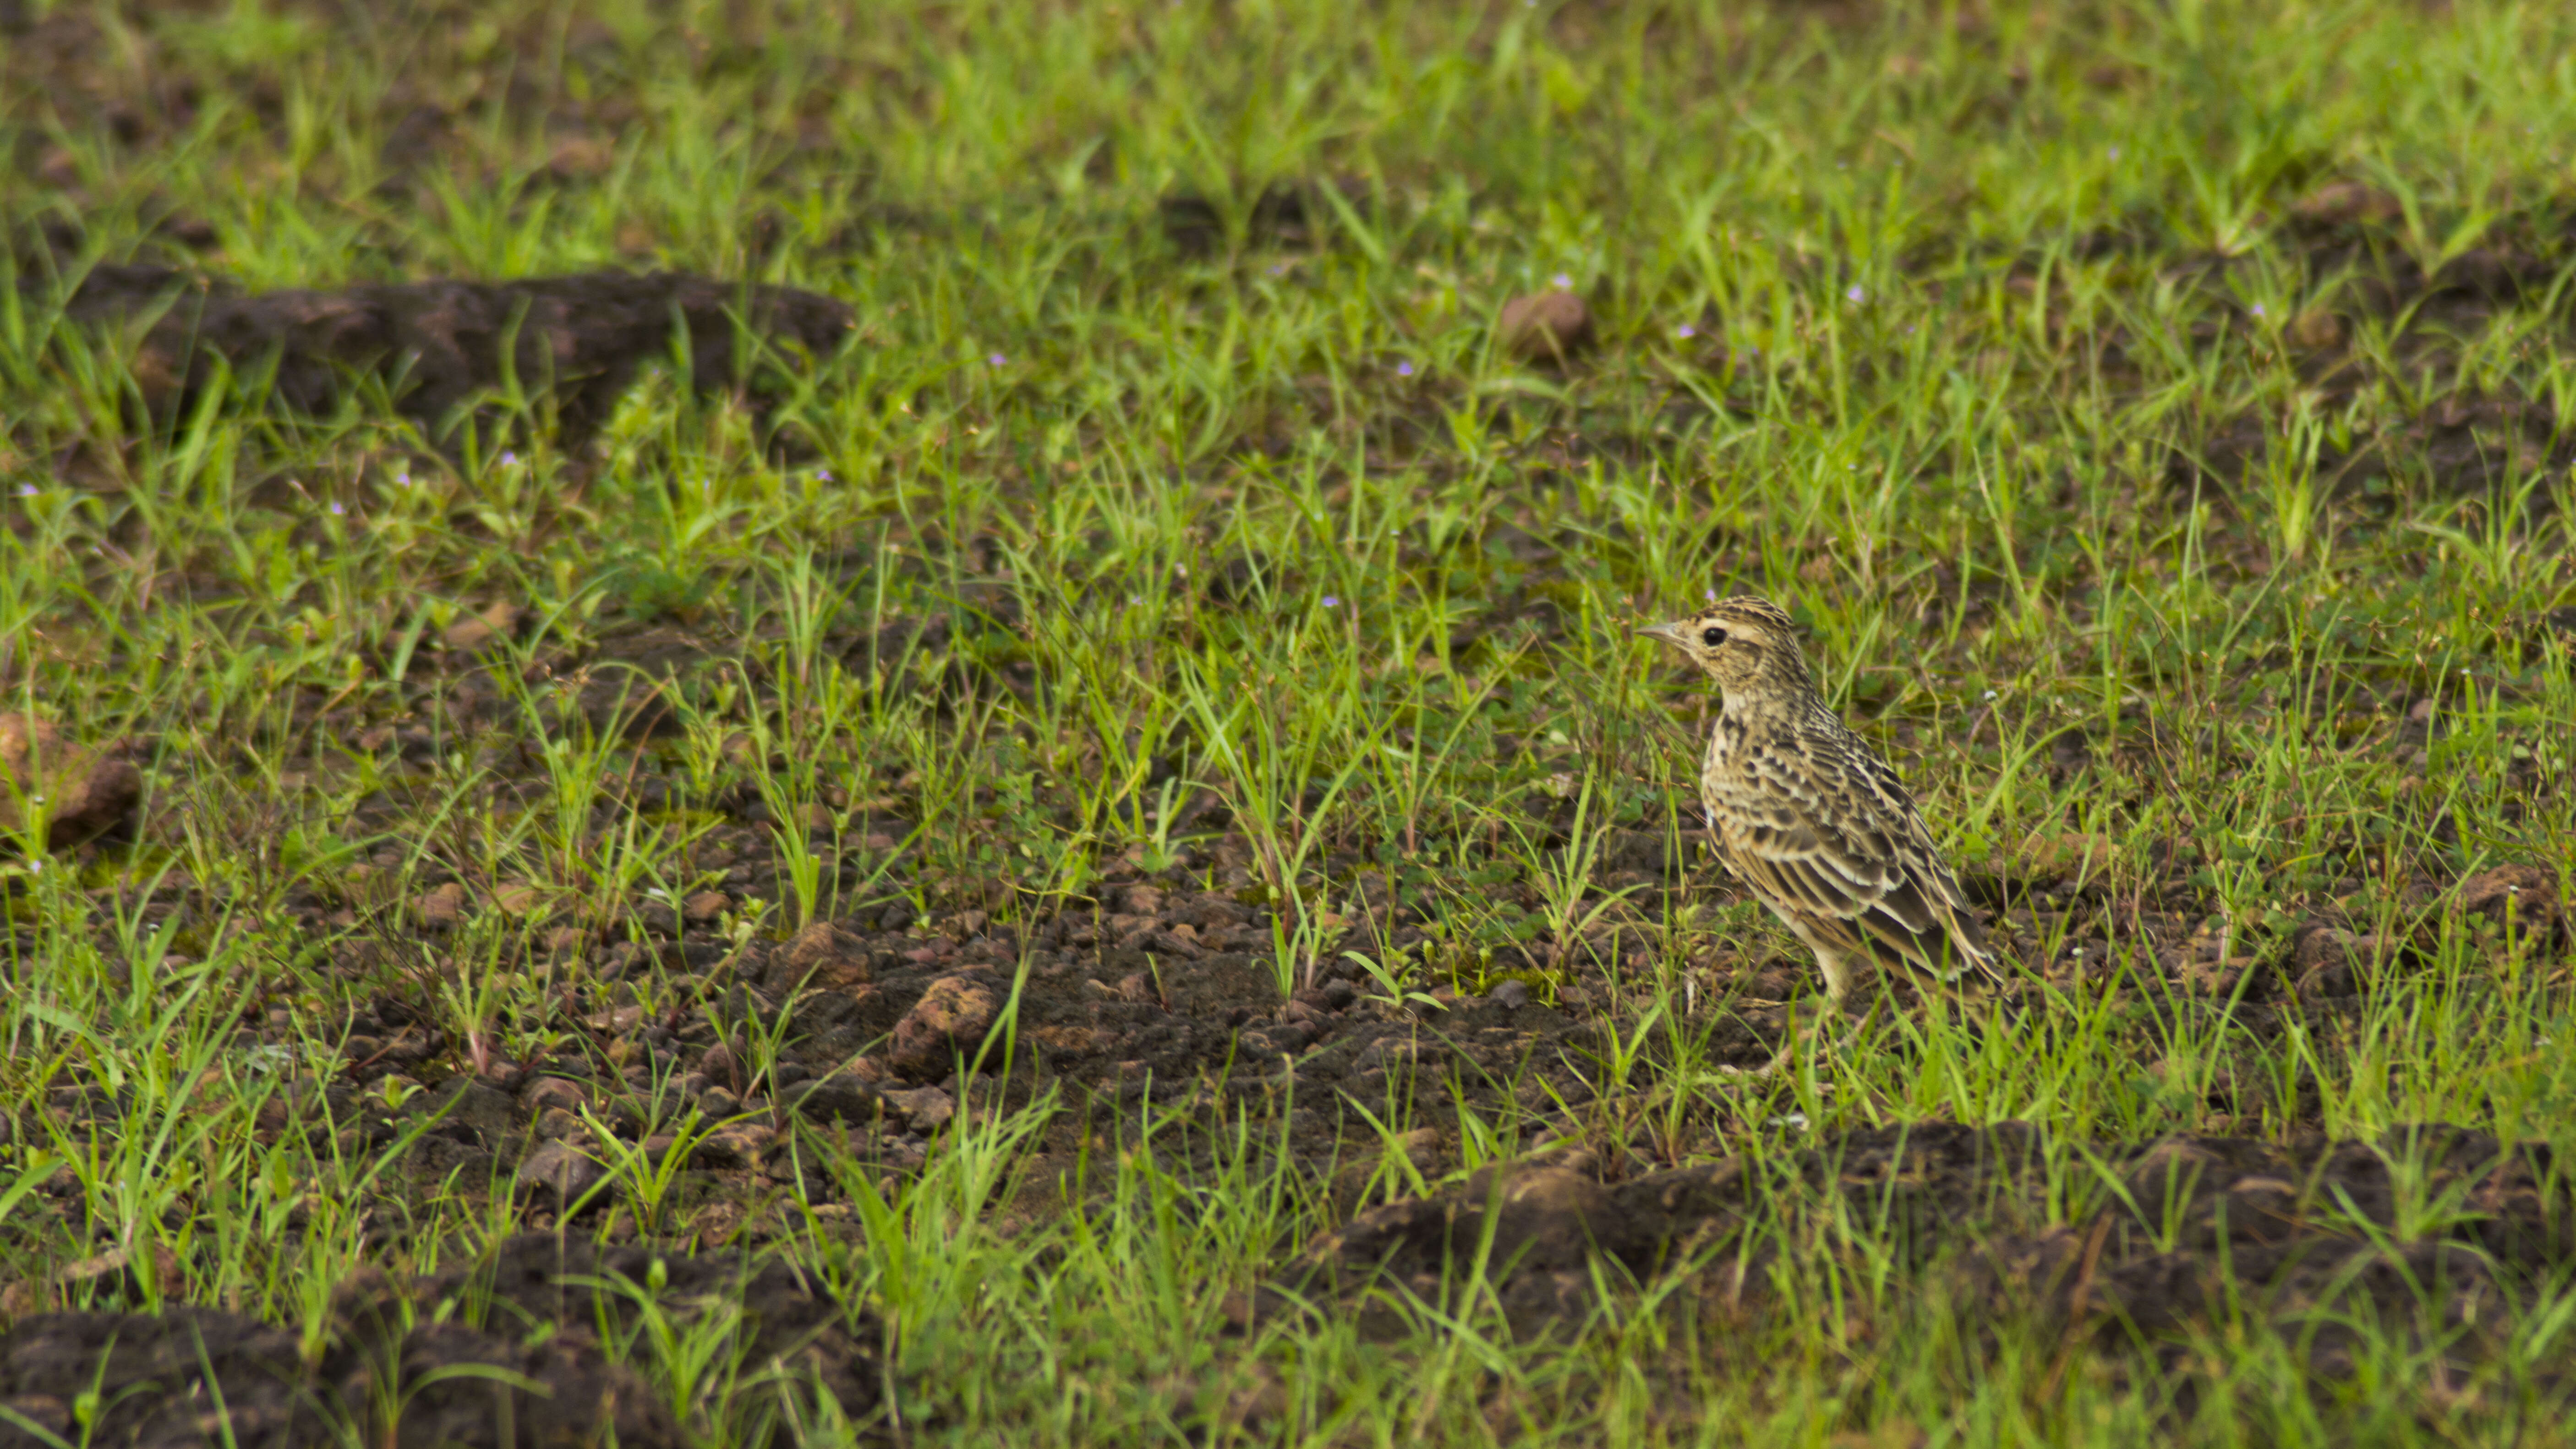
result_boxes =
[1982,689,1999,702]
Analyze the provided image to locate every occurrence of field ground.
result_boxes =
[5,0,2576,1443]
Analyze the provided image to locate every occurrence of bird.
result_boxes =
[1636,596,2006,1068]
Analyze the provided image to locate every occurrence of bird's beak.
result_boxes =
[1634,620,1691,650]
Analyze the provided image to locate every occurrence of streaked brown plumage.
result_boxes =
[1638,596,2004,1015]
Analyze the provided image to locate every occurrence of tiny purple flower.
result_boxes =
[1269,263,1287,277]
[1552,273,1572,289]
[2107,145,2122,160]
[988,353,1007,366]
[500,450,518,466]
[328,502,345,516]
[1676,323,1696,338]
[2251,303,2266,319]
[15,484,36,498]
[816,469,834,483]
[1395,361,1414,377]
[395,471,411,487]
[1321,596,1340,608]
[1704,589,1717,602]
[1846,285,1865,303]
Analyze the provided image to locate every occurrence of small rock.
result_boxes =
[784,1076,882,1125]
[0,713,141,851]
[532,1106,585,1141]
[699,1043,740,1087]
[544,926,590,957]
[1497,290,1594,364]
[888,975,1001,1078]
[415,881,468,929]
[2177,957,2249,998]
[1392,1126,1441,1170]
[1492,979,1531,1010]
[881,1085,956,1132]
[691,1124,774,1170]
[1353,1036,1418,1072]
[441,601,522,652]
[1120,884,1165,915]
[2291,925,2360,998]
[490,880,541,916]
[516,1140,607,1206]
[777,919,871,990]
[2288,306,2342,350]
[683,890,731,924]
[2292,180,2401,227]
[522,1077,590,1117]
[585,1004,647,1034]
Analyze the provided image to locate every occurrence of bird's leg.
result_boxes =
[1730,980,1849,1078]
[1843,987,1887,1056]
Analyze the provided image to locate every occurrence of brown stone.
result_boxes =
[889,975,1001,1078]
[515,1140,607,1205]
[2292,180,2401,227]
[0,713,140,851]
[415,881,468,929]
[1496,291,1594,364]
[682,890,731,924]
[881,1085,956,1132]
[523,1077,590,1117]
[778,919,871,990]
[690,1124,775,1170]
[441,601,522,652]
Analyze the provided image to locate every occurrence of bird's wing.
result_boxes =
[1718,734,2003,996]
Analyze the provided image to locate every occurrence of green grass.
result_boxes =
[6,0,2576,1442]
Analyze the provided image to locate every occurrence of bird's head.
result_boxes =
[1635,595,1812,697]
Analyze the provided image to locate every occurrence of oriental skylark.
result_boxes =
[1638,597,2005,1052]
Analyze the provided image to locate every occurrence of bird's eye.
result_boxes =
[1700,627,1728,648]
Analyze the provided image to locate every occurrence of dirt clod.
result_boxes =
[2455,864,2561,947]
[0,714,140,852]
[1497,291,1595,363]
[889,974,1001,1078]
[41,268,852,455]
